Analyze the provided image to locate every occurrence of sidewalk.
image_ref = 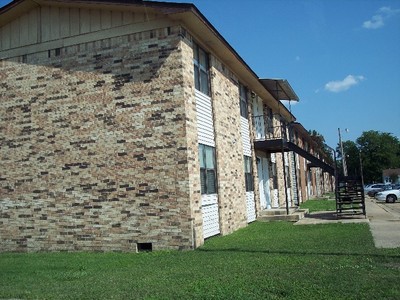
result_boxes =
[295,198,400,248]
[365,198,400,248]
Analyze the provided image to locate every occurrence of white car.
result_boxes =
[375,189,400,203]
[364,183,386,195]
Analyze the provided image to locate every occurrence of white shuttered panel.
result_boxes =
[196,90,215,147]
[196,90,220,238]
[241,116,256,222]
[290,152,298,205]
[272,189,279,208]
[246,192,256,222]
[202,194,220,238]
[241,117,252,157]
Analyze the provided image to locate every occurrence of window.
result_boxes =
[271,161,278,189]
[244,156,254,192]
[266,107,273,133]
[199,144,217,194]
[239,83,248,118]
[193,42,210,95]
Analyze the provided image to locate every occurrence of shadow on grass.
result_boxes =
[304,211,367,220]
[198,247,400,258]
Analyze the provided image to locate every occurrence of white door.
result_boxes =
[257,157,271,209]
[253,98,265,140]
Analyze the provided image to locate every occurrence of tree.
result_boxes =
[339,140,360,177]
[308,130,334,165]
[356,131,400,183]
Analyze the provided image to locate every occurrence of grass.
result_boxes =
[1,201,400,299]
[300,196,337,212]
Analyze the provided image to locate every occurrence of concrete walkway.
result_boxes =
[365,198,400,248]
[295,198,400,248]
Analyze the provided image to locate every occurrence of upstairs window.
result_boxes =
[244,156,254,192]
[271,161,278,189]
[199,144,217,194]
[239,83,248,119]
[193,42,210,96]
[266,107,274,133]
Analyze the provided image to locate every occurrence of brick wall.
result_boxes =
[179,35,204,248]
[0,26,198,251]
[209,57,248,235]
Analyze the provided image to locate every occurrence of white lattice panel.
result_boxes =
[272,189,279,207]
[246,192,256,223]
[202,199,220,239]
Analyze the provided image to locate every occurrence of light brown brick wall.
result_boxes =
[0,26,198,252]
[179,35,204,248]
[209,57,248,235]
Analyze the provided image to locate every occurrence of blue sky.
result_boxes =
[1,0,399,148]
[165,0,400,148]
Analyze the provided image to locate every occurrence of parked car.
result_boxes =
[375,188,400,203]
[367,184,396,197]
[364,183,387,196]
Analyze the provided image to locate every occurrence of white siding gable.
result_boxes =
[0,5,161,52]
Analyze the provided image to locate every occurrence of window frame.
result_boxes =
[271,160,278,189]
[199,144,218,195]
[244,156,254,192]
[193,42,210,96]
[239,83,248,119]
[266,107,274,134]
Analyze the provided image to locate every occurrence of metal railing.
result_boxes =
[252,115,288,141]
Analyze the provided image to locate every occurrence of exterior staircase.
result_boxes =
[257,208,309,222]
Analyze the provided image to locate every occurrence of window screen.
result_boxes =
[239,83,248,119]
[193,42,210,96]
[199,144,217,194]
[244,156,254,192]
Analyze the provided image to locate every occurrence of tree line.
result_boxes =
[309,130,400,184]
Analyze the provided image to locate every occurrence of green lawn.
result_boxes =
[1,217,399,299]
[300,197,337,212]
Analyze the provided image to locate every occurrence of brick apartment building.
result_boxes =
[0,0,334,252]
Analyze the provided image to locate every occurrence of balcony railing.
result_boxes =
[252,120,335,175]
[253,116,288,141]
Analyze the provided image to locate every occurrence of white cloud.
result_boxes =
[363,15,384,29]
[324,75,365,93]
[363,6,400,29]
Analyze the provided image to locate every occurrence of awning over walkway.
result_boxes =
[259,79,299,102]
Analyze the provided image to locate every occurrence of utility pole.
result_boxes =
[359,150,364,186]
[338,128,348,177]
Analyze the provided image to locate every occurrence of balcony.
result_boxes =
[253,122,335,175]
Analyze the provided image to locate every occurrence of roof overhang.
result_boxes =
[0,0,297,122]
[259,79,299,102]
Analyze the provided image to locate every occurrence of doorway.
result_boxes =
[257,157,271,209]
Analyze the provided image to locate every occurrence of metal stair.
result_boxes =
[336,177,366,218]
